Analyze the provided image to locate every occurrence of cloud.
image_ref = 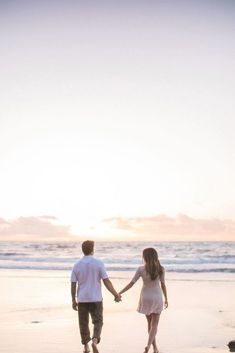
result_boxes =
[103,213,235,240]
[0,216,75,241]
[39,215,58,220]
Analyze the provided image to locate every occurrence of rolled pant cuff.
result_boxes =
[82,338,91,345]
[92,337,101,344]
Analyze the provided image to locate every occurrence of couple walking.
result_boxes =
[71,240,168,353]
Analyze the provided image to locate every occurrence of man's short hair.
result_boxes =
[82,240,94,255]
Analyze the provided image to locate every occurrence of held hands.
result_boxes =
[114,293,122,303]
[72,300,78,311]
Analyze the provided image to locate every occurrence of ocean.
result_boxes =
[0,241,234,273]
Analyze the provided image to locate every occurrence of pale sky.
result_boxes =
[0,0,235,241]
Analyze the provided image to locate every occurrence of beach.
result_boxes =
[1,269,234,353]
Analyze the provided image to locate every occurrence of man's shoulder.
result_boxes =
[72,256,105,268]
[72,258,83,267]
[91,257,105,266]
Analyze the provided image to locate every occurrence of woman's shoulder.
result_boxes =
[159,266,165,276]
[159,266,165,281]
[136,265,145,272]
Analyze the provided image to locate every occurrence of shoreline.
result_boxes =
[1,268,235,281]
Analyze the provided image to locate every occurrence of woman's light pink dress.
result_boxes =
[132,265,165,315]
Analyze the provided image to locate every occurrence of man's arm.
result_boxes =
[71,282,78,310]
[102,278,121,302]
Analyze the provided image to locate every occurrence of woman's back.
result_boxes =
[132,265,164,315]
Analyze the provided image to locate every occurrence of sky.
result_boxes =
[0,0,235,241]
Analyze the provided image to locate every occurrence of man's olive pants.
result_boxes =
[78,302,103,345]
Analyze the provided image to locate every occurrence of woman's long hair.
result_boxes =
[143,248,163,280]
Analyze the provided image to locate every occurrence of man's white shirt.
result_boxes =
[71,255,108,302]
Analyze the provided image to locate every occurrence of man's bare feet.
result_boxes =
[91,338,99,353]
[83,343,90,353]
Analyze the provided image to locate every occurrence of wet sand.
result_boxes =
[0,269,235,353]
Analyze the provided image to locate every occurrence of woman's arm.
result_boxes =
[119,266,141,295]
[119,281,135,295]
[161,282,168,308]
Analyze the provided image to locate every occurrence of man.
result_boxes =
[71,240,121,353]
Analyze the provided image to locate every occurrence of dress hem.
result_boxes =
[137,309,162,315]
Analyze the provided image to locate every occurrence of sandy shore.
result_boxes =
[1,269,235,353]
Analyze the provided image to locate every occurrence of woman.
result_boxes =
[119,248,168,353]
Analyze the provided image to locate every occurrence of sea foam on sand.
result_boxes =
[0,270,235,353]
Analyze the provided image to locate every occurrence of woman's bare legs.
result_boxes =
[145,315,157,352]
[145,314,160,353]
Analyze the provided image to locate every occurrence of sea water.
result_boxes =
[0,241,234,273]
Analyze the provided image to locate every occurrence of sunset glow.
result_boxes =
[0,0,234,241]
